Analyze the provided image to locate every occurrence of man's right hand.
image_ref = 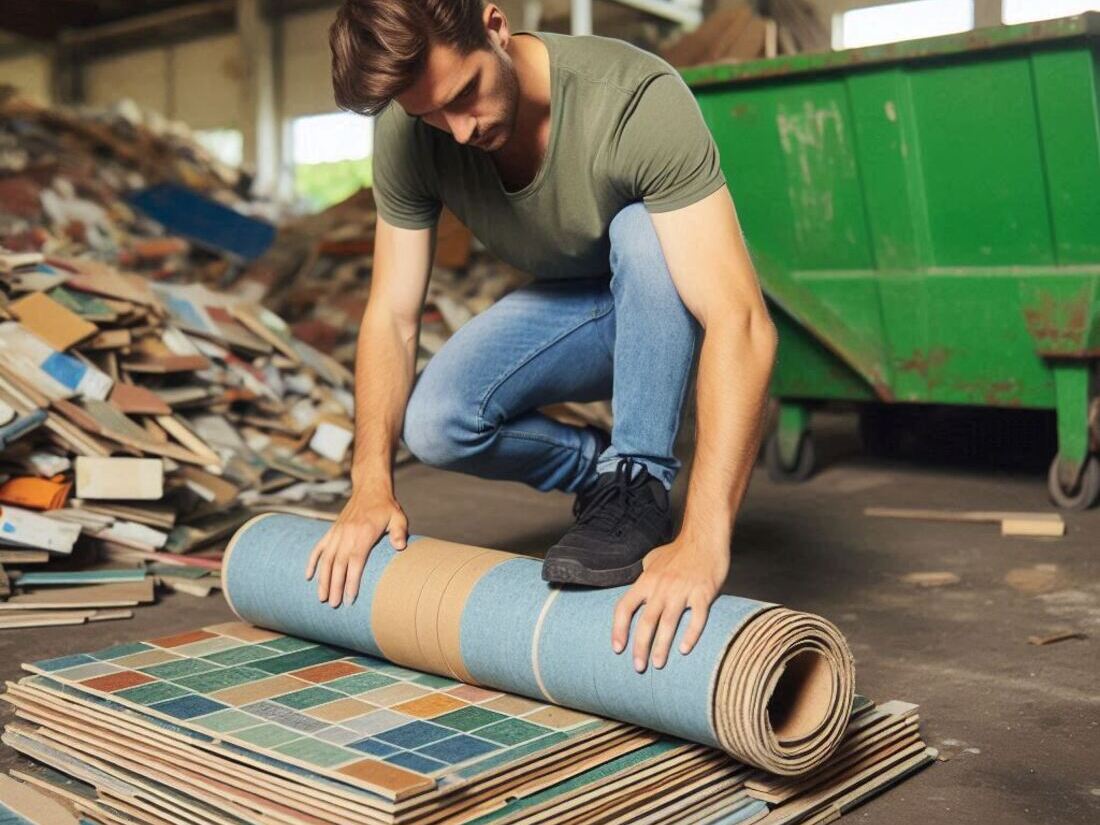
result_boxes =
[305,492,409,607]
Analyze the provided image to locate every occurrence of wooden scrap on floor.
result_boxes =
[74,456,164,500]
[900,571,960,588]
[1027,629,1086,646]
[865,507,1065,538]
[0,577,154,609]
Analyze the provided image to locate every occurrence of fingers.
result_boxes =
[344,552,367,604]
[631,599,661,672]
[651,597,686,670]
[612,586,647,654]
[305,532,329,580]
[679,592,711,655]
[316,540,336,603]
[328,554,349,608]
[389,509,409,550]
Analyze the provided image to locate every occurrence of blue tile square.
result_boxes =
[348,737,399,757]
[150,695,227,720]
[35,654,97,672]
[384,751,447,774]
[416,734,500,765]
[375,721,452,749]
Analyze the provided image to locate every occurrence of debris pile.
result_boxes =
[0,248,357,628]
[0,88,265,279]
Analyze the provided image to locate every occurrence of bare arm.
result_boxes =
[612,187,778,670]
[306,216,436,606]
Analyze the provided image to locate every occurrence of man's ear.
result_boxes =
[484,3,510,49]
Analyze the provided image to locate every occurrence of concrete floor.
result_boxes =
[1,412,1098,823]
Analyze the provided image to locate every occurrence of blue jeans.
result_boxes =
[403,203,700,493]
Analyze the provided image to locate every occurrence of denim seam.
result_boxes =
[475,302,615,434]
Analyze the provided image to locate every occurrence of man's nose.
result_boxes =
[445,113,476,145]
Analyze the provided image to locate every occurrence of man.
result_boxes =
[306,0,777,674]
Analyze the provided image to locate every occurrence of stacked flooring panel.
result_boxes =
[1,623,933,824]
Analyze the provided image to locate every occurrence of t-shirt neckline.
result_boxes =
[488,30,560,201]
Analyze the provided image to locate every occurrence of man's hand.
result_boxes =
[305,491,409,608]
[611,535,729,672]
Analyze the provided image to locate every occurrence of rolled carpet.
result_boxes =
[223,513,854,776]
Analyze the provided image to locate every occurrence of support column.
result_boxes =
[973,0,1002,28]
[237,0,281,198]
[571,0,593,35]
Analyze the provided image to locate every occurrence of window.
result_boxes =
[290,112,375,211]
[195,129,244,168]
[1003,0,1100,24]
[836,0,975,50]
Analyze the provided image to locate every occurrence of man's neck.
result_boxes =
[493,33,551,179]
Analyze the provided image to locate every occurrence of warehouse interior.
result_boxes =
[0,1,1098,823]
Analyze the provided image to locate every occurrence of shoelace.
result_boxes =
[573,458,649,533]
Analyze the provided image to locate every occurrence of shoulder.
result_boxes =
[374,102,434,152]
[541,32,677,95]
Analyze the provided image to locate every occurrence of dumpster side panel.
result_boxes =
[1031,47,1100,265]
[910,55,1055,267]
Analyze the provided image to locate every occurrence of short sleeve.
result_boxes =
[371,105,443,230]
[611,73,726,213]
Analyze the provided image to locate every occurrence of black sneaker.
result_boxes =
[542,458,674,587]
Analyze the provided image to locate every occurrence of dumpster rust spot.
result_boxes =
[952,379,1023,407]
[897,347,952,389]
[1023,288,1092,350]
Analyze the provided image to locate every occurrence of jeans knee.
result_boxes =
[402,382,474,468]
[608,202,673,294]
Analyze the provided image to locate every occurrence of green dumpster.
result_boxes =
[683,14,1100,509]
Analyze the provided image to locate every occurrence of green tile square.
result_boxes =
[273,737,357,768]
[233,724,301,748]
[263,636,316,653]
[116,681,190,705]
[433,706,508,733]
[140,659,220,681]
[273,686,344,710]
[411,674,459,690]
[251,647,344,675]
[202,645,280,667]
[93,642,152,660]
[475,718,550,746]
[175,667,268,694]
[197,709,260,733]
[327,672,397,696]
[373,663,421,679]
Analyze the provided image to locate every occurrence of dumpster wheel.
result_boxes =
[765,432,816,483]
[1047,455,1100,511]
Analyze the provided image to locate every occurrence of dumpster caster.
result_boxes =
[765,432,816,483]
[1047,455,1100,511]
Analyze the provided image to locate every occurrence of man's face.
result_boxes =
[394,22,519,152]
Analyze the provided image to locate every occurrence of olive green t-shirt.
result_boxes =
[372,30,725,280]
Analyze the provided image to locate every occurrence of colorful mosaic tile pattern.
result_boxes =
[27,622,610,796]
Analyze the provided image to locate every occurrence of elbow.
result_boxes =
[712,301,777,368]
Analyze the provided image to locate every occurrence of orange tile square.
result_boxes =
[291,661,366,683]
[81,670,155,693]
[446,684,502,703]
[149,629,216,648]
[210,675,311,706]
[204,621,283,642]
[337,759,434,797]
[391,693,467,719]
[305,697,376,722]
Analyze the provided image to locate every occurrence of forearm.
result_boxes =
[349,306,419,496]
[680,309,777,547]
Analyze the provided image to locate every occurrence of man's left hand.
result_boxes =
[611,535,729,672]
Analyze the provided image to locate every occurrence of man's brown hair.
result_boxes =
[330,0,489,116]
